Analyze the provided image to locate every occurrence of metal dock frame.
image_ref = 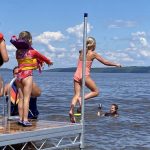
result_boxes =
[0,120,82,150]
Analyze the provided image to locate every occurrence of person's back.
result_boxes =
[74,48,96,83]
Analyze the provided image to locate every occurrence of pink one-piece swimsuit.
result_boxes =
[74,60,92,82]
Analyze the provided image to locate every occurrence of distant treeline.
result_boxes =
[47,66,150,73]
[1,66,150,73]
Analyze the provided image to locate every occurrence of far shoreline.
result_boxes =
[1,66,150,73]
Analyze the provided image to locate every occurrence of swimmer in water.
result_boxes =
[104,104,119,117]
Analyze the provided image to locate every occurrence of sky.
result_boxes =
[1,0,150,69]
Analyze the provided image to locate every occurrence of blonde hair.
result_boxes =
[19,31,32,46]
[86,37,96,51]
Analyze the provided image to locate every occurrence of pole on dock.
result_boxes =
[80,13,88,149]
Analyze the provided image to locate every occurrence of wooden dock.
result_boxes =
[0,118,82,150]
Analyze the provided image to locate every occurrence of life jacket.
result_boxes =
[17,56,43,73]
[10,36,44,72]
[17,57,39,71]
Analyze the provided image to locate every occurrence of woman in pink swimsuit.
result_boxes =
[69,37,121,123]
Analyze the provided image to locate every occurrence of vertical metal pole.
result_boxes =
[80,13,88,149]
[1,79,5,116]
[1,78,7,127]
[3,95,5,117]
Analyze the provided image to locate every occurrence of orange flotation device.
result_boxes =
[17,55,44,73]
[17,58,39,71]
[10,83,19,104]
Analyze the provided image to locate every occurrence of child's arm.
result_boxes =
[94,52,121,67]
[31,49,53,65]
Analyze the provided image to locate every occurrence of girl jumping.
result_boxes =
[69,37,121,123]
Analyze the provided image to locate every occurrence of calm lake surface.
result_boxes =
[0,70,150,150]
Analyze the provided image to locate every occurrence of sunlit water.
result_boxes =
[0,70,150,150]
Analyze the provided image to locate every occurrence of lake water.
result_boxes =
[0,70,150,150]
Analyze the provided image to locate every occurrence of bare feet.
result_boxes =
[69,104,76,123]
[77,107,81,113]
[77,97,81,113]
[69,112,76,123]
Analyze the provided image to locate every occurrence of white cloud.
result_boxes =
[131,31,149,47]
[57,53,65,58]
[132,31,146,37]
[34,31,65,43]
[105,51,133,62]
[69,53,78,59]
[99,28,150,66]
[140,37,148,47]
[140,50,150,57]
[6,45,16,52]
[112,36,119,40]
[130,31,150,49]
[66,22,93,38]
[109,31,150,66]
[34,31,66,52]
[65,22,93,64]
[108,20,136,28]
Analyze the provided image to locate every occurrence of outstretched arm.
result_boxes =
[31,49,53,65]
[94,52,121,67]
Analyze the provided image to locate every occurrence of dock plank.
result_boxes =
[0,119,82,147]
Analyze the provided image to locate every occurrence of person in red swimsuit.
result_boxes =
[69,37,122,123]
[10,31,53,126]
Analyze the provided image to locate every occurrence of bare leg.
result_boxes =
[18,94,23,121]
[69,81,81,123]
[15,82,24,121]
[85,76,99,99]
[21,76,33,122]
[0,76,4,97]
[77,76,99,112]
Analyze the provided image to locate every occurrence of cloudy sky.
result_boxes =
[1,0,150,69]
